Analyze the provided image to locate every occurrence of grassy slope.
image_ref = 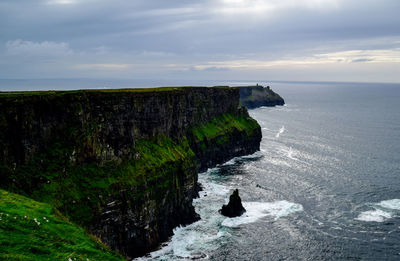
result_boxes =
[0,189,123,261]
[2,136,195,227]
[0,111,259,259]
[191,112,260,145]
[2,112,257,227]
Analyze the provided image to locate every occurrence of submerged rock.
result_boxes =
[220,189,246,217]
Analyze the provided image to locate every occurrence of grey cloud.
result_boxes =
[191,66,231,72]
[0,0,399,82]
[5,40,73,56]
[352,58,374,63]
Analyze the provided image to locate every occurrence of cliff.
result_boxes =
[239,85,285,109]
[0,86,261,259]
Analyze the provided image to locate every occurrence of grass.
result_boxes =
[0,86,233,98]
[191,113,260,142]
[0,135,198,260]
[0,112,258,228]
[1,135,196,226]
[0,110,259,259]
[0,189,124,261]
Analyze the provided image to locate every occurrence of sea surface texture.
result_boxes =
[134,82,400,261]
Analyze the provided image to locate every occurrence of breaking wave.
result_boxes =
[356,199,400,222]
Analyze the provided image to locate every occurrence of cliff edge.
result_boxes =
[239,85,285,109]
[0,86,261,259]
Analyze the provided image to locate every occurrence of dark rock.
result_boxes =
[0,87,260,259]
[189,106,261,172]
[239,85,285,109]
[220,189,246,217]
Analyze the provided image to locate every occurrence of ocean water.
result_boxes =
[134,82,400,261]
[2,79,399,260]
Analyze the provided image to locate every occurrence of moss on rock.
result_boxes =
[0,86,262,258]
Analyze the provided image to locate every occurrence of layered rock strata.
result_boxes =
[0,87,261,258]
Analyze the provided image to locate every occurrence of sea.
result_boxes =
[135,81,400,261]
[1,79,400,260]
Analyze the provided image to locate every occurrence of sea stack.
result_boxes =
[220,189,246,217]
[0,87,261,259]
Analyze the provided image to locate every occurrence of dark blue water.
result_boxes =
[135,82,400,261]
[3,79,399,260]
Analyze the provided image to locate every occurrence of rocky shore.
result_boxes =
[0,86,262,258]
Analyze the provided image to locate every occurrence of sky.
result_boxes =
[0,0,400,83]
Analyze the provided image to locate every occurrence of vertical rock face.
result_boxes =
[239,85,285,109]
[189,106,261,172]
[0,87,262,258]
[0,88,239,166]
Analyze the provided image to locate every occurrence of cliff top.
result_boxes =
[0,86,233,98]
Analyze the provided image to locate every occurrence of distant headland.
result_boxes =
[239,85,285,109]
[0,85,284,259]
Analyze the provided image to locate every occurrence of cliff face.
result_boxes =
[188,110,261,172]
[0,87,261,258]
[0,87,239,165]
[239,85,285,109]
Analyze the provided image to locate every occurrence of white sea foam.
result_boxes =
[220,158,236,166]
[202,182,230,196]
[241,151,263,159]
[217,151,263,167]
[355,209,392,222]
[287,146,295,159]
[134,143,302,260]
[170,225,211,259]
[134,242,173,261]
[356,199,400,222]
[377,199,400,210]
[134,222,219,260]
[275,126,285,138]
[198,173,231,198]
[221,200,303,227]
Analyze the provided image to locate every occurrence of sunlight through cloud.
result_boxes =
[216,0,340,16]
[46,0,78,5]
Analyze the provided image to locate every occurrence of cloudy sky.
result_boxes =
[1,0,399,83]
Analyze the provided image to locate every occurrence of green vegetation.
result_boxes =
[0,86,232,98]
[0,189,123,261]
[191,113,260,143]
[0,108,260,259]
[0,135,198,259]
[1,135,196,226]
[1,112,257,228]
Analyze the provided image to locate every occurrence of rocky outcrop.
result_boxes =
[0,87,261,258]
[239,85,285,109]
[188,107,261,172]
[220,189,246,217]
